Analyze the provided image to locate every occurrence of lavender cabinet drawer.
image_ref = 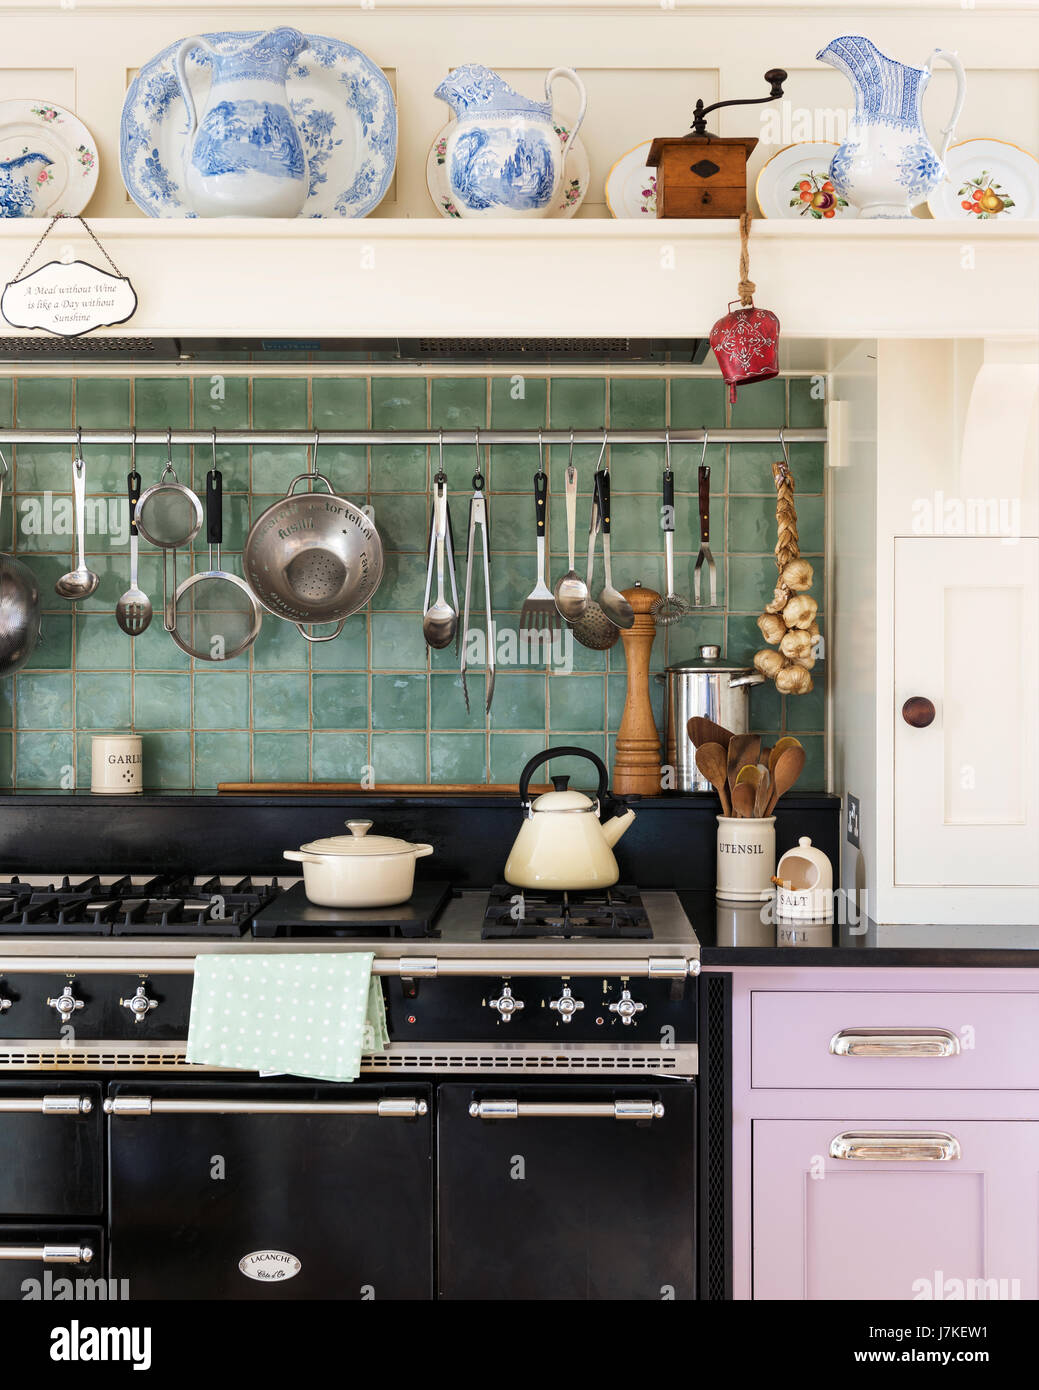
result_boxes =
[751,991,1039,1090]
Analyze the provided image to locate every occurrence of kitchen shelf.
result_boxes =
[1,219,1035,342]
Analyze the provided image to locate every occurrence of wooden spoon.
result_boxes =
[694,742,731,817]
[726,733,761,799]
[766,744,806,813]
[753,764,772,818]
[687,716,735,752]
[731,783,756,818]
[768,735,803,776]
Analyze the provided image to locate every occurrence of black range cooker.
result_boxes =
[0,876,716,1302]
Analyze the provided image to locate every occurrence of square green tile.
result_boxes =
[193,730,250,787]
[0,731,12,787]
[371,378,427,428]
[76,672,131,730]
[311,377,368,492]
[788,443,824,493]
[310,614,368,670]
[75,379,132,492]
[663,614,725,664]
[250,447,309,493]
[312,673,369,729]
[431,377,486,430]
[311,731,369,781]
[727,555,778,612]
[24,612,73,670]
[252,731,308,781]
[15,731,74,788]
[430,732,487,782]
[545,736,607,785]
[370,552,427,612]
[16,672,72,729]
[371,444,426,492]
[549,378,605,428]
[794,495,825,554]
[252,377,308,428]
[796,733,825,790]
[371,672,427,730]
[488,672,545,730]
[670,377,727,430]
[726,612,768,665]
[0,378,12,427]
[194,670,250,729]
[252,672,309,730]
[729,377,786,428]
[75,612,132,673]
[251,616,309,670]
[131,619,192,670]
[728,442,780,493]
[368,493,428,552]
[431,671,485,728]
[548,673,606,732]
[370,613,427,670]
[141,732,192,788]
[749,678,783,730]
[489,731,546,784]
[194,374,249,427]
[783,681,826,732]
[134,672,190,729]
[728,495,783,553]
[789,376,826,427]
[609,378,665,427]
[370,731,426,782]
[490,376,547,427]
[15,378,72,490]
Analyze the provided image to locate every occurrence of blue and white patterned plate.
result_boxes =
[120,30,396,218]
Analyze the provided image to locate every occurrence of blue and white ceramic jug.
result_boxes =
[175,27,309,217]
[817,36,966,218]
[434,63,587,218]
[0,152,53,218]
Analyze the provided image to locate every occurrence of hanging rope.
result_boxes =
[737,212,756,306]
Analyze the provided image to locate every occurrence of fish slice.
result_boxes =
[694,741,731,817]
[520,467,562,635]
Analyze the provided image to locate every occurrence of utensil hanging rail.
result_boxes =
[0,428,825,447]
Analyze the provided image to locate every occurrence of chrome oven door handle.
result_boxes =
[468,1099,665,1121]
[830,1027,960,1058]
[103,1097,427,1118]
[0,1095,93,1115]
[830,1131,961,1162]
[0,1244,94,1264]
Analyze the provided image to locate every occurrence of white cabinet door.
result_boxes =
[894,537,1039,887]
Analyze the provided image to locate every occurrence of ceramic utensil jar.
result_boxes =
[716,815,775,902]
[91,735,143,794]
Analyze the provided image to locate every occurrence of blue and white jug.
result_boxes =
[434,63,587,218]
[817,36,966,218]
[175,26,308,217]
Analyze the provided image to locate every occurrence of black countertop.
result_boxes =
[684,892,1039,968]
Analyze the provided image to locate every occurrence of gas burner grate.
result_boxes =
[481,884,652,940]
[0,875,281,937]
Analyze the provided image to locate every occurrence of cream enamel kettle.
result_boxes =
[504,747,635,891]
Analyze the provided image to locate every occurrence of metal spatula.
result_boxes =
[519,464,560,635]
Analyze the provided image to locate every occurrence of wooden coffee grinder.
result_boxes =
[646,69,787,219]
[613,582,663,797]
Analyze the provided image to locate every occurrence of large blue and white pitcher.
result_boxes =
[175,27,309,217]
[434,63,587,218]
[817,36,966,218]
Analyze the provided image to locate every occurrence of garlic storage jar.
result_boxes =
[716,815,775,902]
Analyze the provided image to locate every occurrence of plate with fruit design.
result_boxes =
[755,141,856,220]
[927,138,1038,221]
[605,140,657,218]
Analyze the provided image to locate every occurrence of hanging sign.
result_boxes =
[1,215,137,338]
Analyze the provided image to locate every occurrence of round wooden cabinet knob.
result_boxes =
[902,696,936,728]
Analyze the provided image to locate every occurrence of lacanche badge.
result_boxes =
[238,1250,302,1282]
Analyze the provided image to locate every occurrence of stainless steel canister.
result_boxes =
[659,645,763,791]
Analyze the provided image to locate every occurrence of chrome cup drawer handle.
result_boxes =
[830,1131,961,1162]
[468,1099,664,1121]
[830,1027,961,1058]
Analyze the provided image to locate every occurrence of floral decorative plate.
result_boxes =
[927,138,1038,221]
[0,100,98,218]
[426,120,588,219]
[120,30,396,217]
[604,140,657,218]
[755,141,857,220]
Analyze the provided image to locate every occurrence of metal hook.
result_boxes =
[435,427,446,484]
[595,426,608,474]
[473,426,484,487]
[537,426,545,477]
[129,427,137,476]
[0,445,8,479]
[664,425,672,477]
[310,429,320,480]
[700,427,710,468]
[73,426,84,473]
[777,425,790,473]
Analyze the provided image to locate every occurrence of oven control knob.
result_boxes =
[550,986,585,1024]
[120,984,158,1023]
[0,995,10,1014]
[489,984,524,1023]
[46,985,84,1022]
[609,988,646,1026]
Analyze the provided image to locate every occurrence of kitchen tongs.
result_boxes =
[693,429,718,606]
[461,458,494,714]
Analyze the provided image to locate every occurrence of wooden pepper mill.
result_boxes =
[613,582,663,796]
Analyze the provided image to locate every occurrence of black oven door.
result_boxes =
[437,1081,696,1300]
[107,1081,433,1300]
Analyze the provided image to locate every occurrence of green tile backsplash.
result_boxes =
[0,374,826,791]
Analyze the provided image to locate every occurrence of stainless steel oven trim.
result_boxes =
[0,954,699,977]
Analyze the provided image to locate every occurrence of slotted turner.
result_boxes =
[519,466,560,635]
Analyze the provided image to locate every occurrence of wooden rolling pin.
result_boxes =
[217,782,550,795]
[612,582,663,797]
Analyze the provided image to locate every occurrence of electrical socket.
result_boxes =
[846,793,861,848]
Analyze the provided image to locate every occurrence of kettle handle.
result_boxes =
[545,67,587,151]
[925,49,966,162]
[518,745,609,809]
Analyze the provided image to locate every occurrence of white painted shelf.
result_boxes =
[0,218,1035,341]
